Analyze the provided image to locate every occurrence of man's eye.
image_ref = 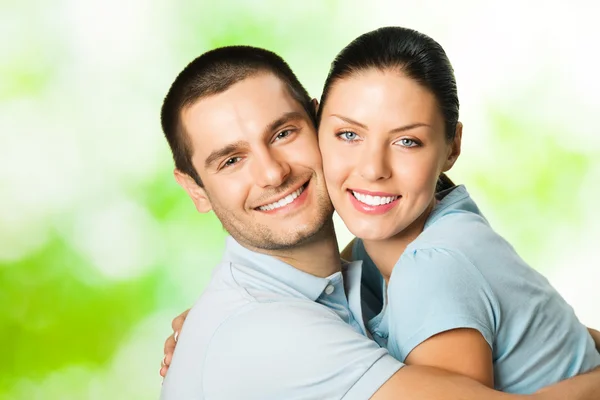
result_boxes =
[336,131,359,141]
[223,157,241,167]
[274,129,293,141]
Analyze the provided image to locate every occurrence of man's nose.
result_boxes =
[251,150,291,188]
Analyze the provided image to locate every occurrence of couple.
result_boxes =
[159,26,600,399]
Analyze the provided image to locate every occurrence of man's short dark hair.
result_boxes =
[161,45,315,186]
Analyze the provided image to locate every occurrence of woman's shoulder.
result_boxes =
[404,204,532,293]
[411,210,495,255]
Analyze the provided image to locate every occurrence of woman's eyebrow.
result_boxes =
[329,114,368,129]
[388,123,431,134]
[330,114,431,133]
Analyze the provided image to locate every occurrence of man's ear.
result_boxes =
[311,98,319,117]
[443,122,462,172]
[174,169,212,213]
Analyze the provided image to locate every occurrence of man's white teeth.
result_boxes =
[352,191,398,206]
[259,186,304,211]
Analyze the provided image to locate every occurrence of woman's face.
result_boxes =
[318,68,461,241]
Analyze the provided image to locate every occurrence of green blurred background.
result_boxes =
[2,1,598,398]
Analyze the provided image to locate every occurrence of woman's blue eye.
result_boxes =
[398,138,418,147]
[338,131,358,141]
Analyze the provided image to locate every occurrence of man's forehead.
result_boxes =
[186,73,300,121]
[181,73,309,156]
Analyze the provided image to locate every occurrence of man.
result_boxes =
[159,45,600,399]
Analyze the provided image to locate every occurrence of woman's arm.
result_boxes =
[372,365,510,400]
[386,248,497,387]
[371,365,600,400]
[404,328,494,387]
[533,366,600,400]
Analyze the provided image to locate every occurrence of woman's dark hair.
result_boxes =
[317,26,458,190]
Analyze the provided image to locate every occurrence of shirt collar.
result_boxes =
[223,236,346,301]
[426,184,483,228]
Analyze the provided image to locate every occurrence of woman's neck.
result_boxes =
[362,199,437,282]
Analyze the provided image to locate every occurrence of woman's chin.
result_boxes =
[346,223,394,242]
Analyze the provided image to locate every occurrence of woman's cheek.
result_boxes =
[323,151,346,186]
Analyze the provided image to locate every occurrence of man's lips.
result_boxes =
[254,181,309,211]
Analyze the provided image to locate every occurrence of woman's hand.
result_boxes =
[160,308,190,378]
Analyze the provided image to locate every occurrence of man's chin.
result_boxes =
[238,218,333,252]
[259,227,324,251]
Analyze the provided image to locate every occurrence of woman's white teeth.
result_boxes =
[352,191,398,206]
[259,186,304,211]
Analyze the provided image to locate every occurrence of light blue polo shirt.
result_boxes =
[161,237,403,400]
[354,185,600,393]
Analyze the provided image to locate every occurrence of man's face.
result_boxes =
[177,73,334,251]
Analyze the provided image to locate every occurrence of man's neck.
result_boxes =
[266,220,341,278]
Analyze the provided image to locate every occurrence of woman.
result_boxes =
[162,27,600,393]
[316,26,600,393]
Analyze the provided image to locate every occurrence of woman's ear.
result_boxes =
[174,169,213,213]
[443,122,462,172]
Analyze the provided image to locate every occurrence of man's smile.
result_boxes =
[255,181,310,213]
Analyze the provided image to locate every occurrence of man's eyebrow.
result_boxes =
[264,111,306,135]
[204,141,248,168]
[330,114,431,133]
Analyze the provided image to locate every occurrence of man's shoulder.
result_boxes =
[161,284,345,399]
[161,259,300,398]
[183,279,338,350]
[176,256,340,350]
[162,255,404,400]
[174,299,400,400]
